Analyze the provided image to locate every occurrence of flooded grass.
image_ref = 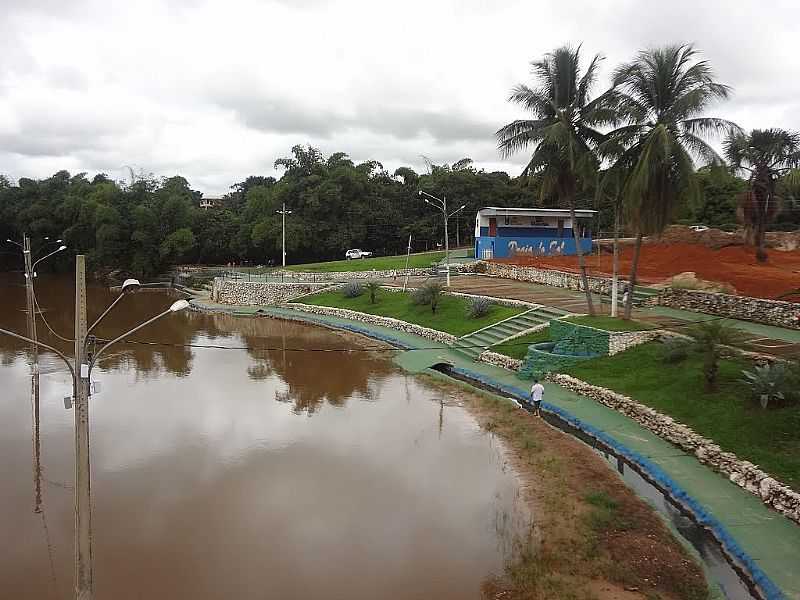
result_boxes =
[421,374,710,600]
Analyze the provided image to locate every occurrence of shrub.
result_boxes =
[689,320,743,391]
[412,281,445,313]
[660,337,690,364]
[411,286,431,305]
[425,281,444,313]
[467,297,492,319]
[342,281,363,298]
[740,363,789,409]
[365,280,380,304]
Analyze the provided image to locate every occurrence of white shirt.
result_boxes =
[530,383,544,402]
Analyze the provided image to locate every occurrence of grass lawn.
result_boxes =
[565,342,800,488]
[296,288,522,337]
[285,251,447,273]
[492,328,551,360]
[564,315,655,332]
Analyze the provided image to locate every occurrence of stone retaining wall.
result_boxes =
[285,303,457,345]
[549,373,800,525]
[659,288,800,330]
[479,261,623,295]
[212,278,334,305]
[273,267,434,282]
[608,330,662,355]
[477,350,523,371]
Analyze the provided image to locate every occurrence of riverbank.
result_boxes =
[189,298,799,599]
[421,374,709,600]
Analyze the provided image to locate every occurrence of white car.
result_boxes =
[345,249,372,260]
[689,225,709,232]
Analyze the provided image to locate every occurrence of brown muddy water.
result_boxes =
[0,274,527,599]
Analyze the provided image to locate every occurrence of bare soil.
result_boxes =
[498,243,800,300]
[422,377,709,600]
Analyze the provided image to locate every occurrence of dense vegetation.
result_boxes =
[0,150,535,277]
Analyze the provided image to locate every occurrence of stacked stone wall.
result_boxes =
[550,374,800,525]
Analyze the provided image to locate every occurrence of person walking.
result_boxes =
[530,378,544,417]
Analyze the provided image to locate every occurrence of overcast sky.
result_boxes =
[1,0,798,196]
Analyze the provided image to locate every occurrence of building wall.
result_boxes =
[475,235,592,258]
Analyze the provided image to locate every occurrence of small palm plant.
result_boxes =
[424,281,444,314]
[740,363,788,409]
[689,320,742,391]
[365,280,380,305]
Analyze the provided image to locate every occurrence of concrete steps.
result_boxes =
[600,285,661,306]
[450,305,568,360]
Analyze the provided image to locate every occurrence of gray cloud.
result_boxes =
[0,0,798,195]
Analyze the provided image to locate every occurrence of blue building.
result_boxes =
[474,207,596,259]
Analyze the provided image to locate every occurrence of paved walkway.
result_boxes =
[192,296,799,600]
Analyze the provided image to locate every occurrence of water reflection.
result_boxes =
[0,273,526,600]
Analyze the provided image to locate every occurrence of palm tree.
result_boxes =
[604,44,739,319]
[724,129,800,262]
[497,45,617,316]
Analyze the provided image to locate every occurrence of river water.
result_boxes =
[0,274,527,599]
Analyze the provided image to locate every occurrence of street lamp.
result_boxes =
[0,261,189,600]
[418,190,466,287]
[276,203,292,268]
[32,245,67,277]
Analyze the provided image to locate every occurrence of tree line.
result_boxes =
[0,153,536,276]
[1,44,798,283]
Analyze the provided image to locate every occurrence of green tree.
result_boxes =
[160,228,196,264]
[692,165,746,227]
[605,44,739,318]
[724,128,800,261]
[690,320,742,391]
[497,45,617,315]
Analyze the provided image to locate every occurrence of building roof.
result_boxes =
[477,206,596,218]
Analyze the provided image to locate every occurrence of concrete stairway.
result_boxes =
[450,305,568,360]
[600,285,661,307]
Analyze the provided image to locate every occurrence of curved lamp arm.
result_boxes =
[86,293,126,339]
[88,300,189,377]
[32,245,67,271]
[0,326,76,384]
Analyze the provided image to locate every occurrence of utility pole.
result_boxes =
[276,202,292,268]
[23,234,39,381]
[73,255,93,600]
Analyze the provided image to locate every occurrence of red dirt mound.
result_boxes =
[497,243,800,300]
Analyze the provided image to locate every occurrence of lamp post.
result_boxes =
[0,257,189,600]
[418,191,465,287]
[276,203,292,268]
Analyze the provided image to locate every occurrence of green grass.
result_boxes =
[566,342,800,488]
[564,315,655,332]
[492,328,551,360]
[285,251,447,273]
[295,287,523,336]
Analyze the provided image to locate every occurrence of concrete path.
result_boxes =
[191,297,799,600]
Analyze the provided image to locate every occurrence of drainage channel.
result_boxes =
[431,364,760,600]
